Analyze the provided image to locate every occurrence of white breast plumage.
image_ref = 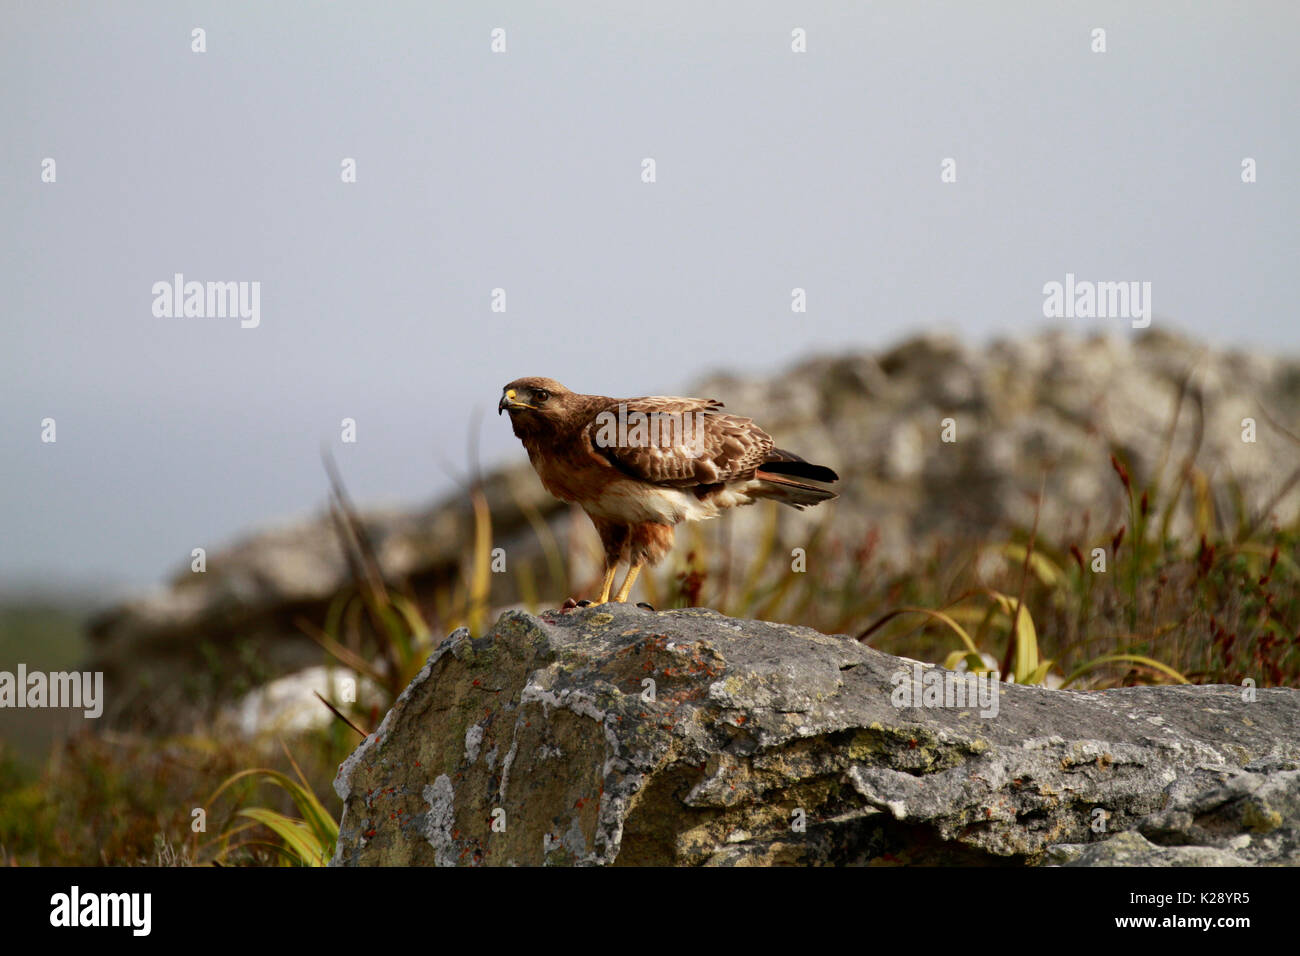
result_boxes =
[585,478,763,525]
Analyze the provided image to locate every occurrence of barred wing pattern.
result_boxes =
[586,396,775,487]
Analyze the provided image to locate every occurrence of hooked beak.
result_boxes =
[498,388,535,415]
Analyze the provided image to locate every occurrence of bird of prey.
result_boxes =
[499,377,838,606]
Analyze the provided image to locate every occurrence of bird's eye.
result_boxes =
[534,390,550,403]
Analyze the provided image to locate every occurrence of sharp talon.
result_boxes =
[636,602,656,612]
[576,599,593,608]
[561,598,579,610]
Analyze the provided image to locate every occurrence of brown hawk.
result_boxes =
[499,377,838,605]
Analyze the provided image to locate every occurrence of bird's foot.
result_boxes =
[561,597,610,612]
[636,601,656,612]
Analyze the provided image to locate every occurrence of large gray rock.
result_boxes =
[330,605,1300,866]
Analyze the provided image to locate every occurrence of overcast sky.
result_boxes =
[2,1,1297,596]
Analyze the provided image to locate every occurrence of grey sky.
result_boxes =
[2,2,1297,594]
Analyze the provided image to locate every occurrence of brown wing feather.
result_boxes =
[585,396,774,488]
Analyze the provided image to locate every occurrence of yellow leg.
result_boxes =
[591,565,617,605]
[614,561,643,603]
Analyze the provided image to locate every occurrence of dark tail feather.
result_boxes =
[761,449,839,484]
[753,470,838,510]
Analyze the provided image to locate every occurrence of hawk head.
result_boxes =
[498,377,579,434]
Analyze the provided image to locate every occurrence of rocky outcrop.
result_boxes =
[330,605,1300,866]
[87,329,1300,728]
